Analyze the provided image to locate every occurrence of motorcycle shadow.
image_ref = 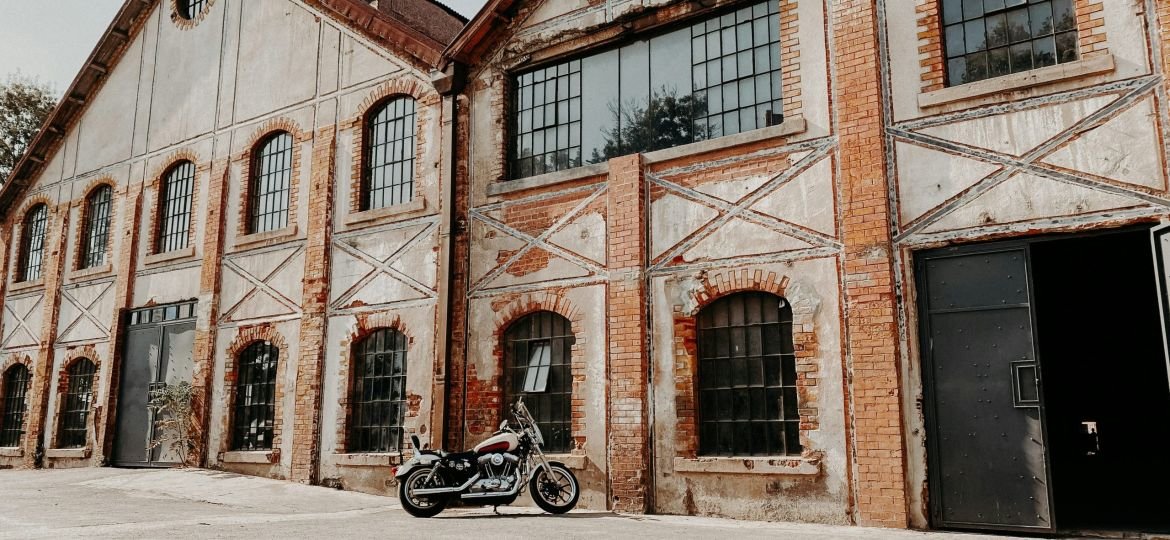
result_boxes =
[437,511,620,520]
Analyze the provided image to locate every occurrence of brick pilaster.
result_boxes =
[832,1,909,528]
[191,159,231,467]
[291,126,336,483]
[605,154,650,513]
[22,205,69,467]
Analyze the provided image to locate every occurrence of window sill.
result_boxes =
[220,450,278,464]
[333,452,403,467]
[8,278,45,294]
[68,264,113,282]
[232,225,299,252]
[919,53,1116,109]
[144,247,197,267]
[488,162,609,197]
[0,447,23,458]
[344,198,427,229]
[46,447,90,459]
[545,453,587,471]
[642,118,808,164]
[673,456,820,476]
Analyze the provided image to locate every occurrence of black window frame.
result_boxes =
[509,0,783,180]
[502,311,574,453]
[248,132,293,235]
[940,0,1079,87]
[696,291,800,457]
[362,96,417,211]
[80,184,113,269]
[231,341,279,451]
[178,0,209,20]
[17,204,48,283]
[347,328,409,453]
[157,161,195,254]
[57,358,96,449]
[0,364,31,448]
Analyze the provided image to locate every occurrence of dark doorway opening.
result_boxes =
[1031,229,1170,532]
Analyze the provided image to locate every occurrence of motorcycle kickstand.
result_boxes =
[493,505,502,516]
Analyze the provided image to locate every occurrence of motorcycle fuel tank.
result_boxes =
[473,432,519,454]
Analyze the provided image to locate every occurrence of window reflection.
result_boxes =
[511,0,784,180]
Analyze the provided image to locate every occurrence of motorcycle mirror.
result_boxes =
[410,434,421,452]
[499,419,508,431]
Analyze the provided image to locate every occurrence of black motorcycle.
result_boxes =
[392,397,580,517]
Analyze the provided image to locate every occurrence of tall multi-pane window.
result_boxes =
[942,0,1077,86]
[0,364,30,448]
[178,0,208,20]
[502,311,573,453]
[511,0,782,180]
[249,132,293,234]
[158,161,195,253]
[232,341,278,451]
[696,292,799,456]
[58,359,96,449]
[363,97,416,210]
[18,204,48,282]
[80,185,113,269]
[348,329,408,453]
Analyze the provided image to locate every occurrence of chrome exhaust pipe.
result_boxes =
[461,474,522,500]
[412,473,480,496]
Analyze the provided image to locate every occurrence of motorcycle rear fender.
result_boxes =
[394,454,440,479]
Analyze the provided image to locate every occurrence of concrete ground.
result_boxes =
[0,467,1018,540]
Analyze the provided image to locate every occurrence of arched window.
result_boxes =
[58,358,96,449]
[0,364,30,448]
[17,204,48,282]
[232,341,278,451]
[362,97,416,210]
[248,132,293,234]
[503,311,573,453]
[80,185,113,269]
[157,161,195,253]
[696,292,799,456]
[178,0,208,20]
[348,328,408,452]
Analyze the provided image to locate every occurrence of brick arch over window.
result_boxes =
[11,196,54,284]
[53,346,102,450]
[346,78,438,214]
[237,118,307,238]
[0,355,33,448]
[75,180,116,270]
[671,269,821,459]
[333,312,419,453]
[221,325,289,461]
[148,151,205,255]
[481,293,586,453]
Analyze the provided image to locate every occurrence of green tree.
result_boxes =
[0,74,57,184]
[590,88,709,164]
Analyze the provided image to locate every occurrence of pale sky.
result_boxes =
[0,0,486,97]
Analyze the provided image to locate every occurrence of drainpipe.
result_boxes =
[430,62,466,450]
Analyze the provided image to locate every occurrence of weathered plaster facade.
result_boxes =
[2,0,1170,534]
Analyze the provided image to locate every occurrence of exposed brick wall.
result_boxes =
[605,153,649,513]
[291,126,337,483]
[832,0,908,528]
[69,178,118,272]
[235,118,309,239]
[918,0,1108,92]
[780,0,803,121]
[445,94,472,451]
[332,311,413,453]
[146,150,207,255]
[49,346,102,450]
[190,160,231,467]
[219,324,291,468]
[0,354,33,447]
[21,202,68,468]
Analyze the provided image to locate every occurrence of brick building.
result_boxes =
[2,0,1170,535]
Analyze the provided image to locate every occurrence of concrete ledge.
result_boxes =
[144,246,196,267]
[232,225,299,251]
[919,54,1116,109]
[8,278,44,293]
[0,447,23,458]
[487,162,609,197]
[642,118,808,164]
[68,264,113,282]
[546,454,587,470]
[220,450,277,464]
[673,456,820,476]
[45,447,90,459]
[344,198,427,228]
[333,453,402,467]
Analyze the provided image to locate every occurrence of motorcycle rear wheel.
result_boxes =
[529,463,579,514]
[399,467,448,518]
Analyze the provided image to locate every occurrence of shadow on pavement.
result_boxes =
[437,511,622,520]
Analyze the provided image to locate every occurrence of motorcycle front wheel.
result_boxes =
[529,463,579,514]
[398,467,448,518]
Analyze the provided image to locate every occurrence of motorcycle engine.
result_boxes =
[470,452,520,493]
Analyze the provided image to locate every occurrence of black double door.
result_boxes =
[917,228,1170,534]
[111,303,197,468]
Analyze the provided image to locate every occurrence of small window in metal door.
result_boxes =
[231,341,278,451]
[503,311,573,453]
[58,358,96,448]
[696,292,800,456]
